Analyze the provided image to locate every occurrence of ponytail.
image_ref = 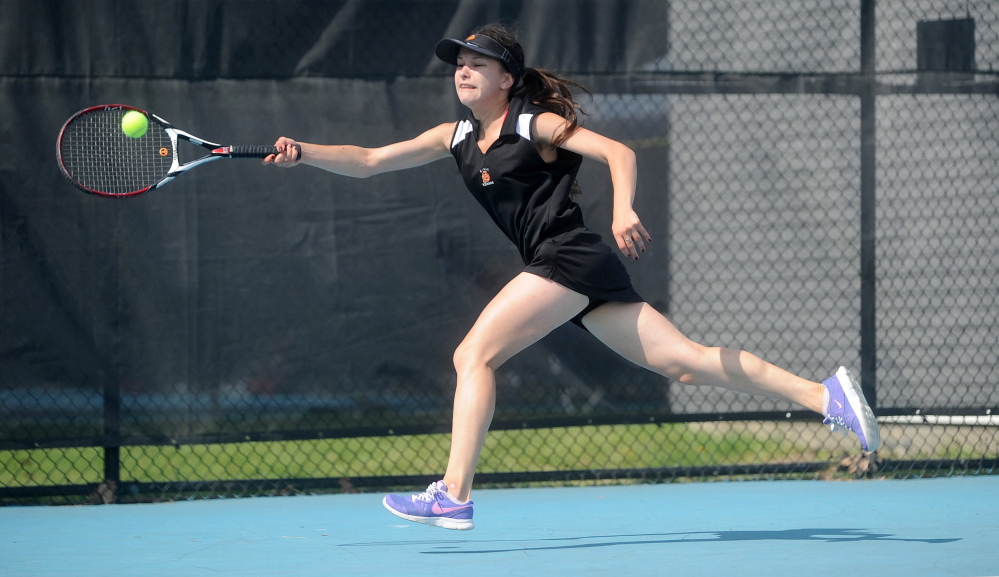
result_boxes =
[515,67,590,148]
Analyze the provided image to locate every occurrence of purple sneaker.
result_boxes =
[822,367,881,452]
[382,480,474,530]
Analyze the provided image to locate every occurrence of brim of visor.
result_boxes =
[435,38,520,80]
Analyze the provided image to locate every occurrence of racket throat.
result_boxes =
[161,154,224,186]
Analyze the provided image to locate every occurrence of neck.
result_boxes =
[470,97,510,127]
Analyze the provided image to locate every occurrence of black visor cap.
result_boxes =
[435,34,522,83]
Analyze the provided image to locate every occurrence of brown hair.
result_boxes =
[470,22,589,148]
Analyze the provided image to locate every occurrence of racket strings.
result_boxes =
[60,109,173,195]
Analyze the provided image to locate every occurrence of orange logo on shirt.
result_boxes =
[480,168,494,186]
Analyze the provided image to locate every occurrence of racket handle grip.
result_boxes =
[227,144,301,160]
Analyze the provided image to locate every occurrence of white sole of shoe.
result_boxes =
[836,366,881,452]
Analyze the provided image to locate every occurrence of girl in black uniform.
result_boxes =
[265,23,879,531]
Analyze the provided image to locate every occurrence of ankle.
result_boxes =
[443,480,470,503]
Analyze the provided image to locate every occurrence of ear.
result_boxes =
[501,72,515,90]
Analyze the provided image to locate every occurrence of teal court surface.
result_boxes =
[2,475,996,576]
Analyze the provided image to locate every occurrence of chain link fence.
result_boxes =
[1,0,997,505]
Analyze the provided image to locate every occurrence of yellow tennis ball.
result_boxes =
[121,110,148,138]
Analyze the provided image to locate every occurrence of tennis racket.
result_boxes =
[56,104,300,197]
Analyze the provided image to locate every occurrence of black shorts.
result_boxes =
[523,227,644,329]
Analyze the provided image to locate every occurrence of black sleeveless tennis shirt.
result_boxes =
[449,96,643,324]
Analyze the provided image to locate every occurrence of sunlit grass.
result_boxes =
[0,423,809,487]
[2,422,993,489]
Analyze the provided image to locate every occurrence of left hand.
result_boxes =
[613,209,651,260]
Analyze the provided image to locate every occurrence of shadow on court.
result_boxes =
[345,527,960,555]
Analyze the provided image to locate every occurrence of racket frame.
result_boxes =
[57,104,296,197]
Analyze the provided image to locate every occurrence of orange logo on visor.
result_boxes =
[466,34,476,41]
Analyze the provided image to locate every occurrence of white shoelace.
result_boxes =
[826,415,849,436]
[412,482,446,503]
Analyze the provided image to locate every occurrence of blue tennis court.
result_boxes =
[2,476,996,576]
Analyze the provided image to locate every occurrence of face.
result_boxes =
[454,47,514,108]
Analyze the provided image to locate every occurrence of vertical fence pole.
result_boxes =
[103,373,121,495]
[859,0,878,408]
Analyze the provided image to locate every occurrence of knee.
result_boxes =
[657,344,708,386]
[667,346,749,387]
[649,357,698,385]
[453,337,493,376]
[674,369,699,386]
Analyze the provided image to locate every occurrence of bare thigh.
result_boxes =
[581,301,705,380]
[456,272,589,370]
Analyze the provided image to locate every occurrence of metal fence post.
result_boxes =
[859,0,878,408]
[103,371,121,501]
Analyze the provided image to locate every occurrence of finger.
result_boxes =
[270,139,295,164]
[276,146,294,165]
[630,233,647,254]
[277,143,301,166]
[622,237,638,260]
[638,224,652,244]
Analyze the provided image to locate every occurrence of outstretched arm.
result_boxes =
[534,113,651,261]
[263,122,455,178]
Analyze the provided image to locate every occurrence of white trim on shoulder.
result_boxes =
[516,113,533,141]
[451,119,474,149]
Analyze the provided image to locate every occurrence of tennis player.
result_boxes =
[264,22,880,531]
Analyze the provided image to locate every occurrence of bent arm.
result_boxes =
[264,122,455,178]
[534,113,650,258]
